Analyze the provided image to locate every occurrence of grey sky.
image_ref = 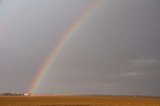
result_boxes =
[0,0,160,96]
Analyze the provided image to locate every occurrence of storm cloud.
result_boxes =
[0,0,160,96]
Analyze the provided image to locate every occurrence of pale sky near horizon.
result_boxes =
[0,0,160,96]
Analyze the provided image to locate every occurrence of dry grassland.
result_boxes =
[0,95,160,106]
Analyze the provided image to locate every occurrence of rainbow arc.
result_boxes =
[29,0,103,93]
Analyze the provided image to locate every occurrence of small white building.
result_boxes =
[24,93,30,96]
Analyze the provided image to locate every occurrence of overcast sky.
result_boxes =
[0,0,160,96]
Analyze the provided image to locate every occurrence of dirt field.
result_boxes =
[0,95,160,106]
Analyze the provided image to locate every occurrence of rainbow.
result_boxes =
[29,0,102,93]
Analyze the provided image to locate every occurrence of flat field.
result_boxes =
[0,95,160,106]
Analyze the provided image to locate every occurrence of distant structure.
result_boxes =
[24,93,30,96]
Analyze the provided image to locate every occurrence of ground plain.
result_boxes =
[0,95,160,106]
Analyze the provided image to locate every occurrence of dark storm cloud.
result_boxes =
[0,0,160,95]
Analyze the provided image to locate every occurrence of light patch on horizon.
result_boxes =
[131,57,159,67]
[125,71,144,77]
[111,70,145,78]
